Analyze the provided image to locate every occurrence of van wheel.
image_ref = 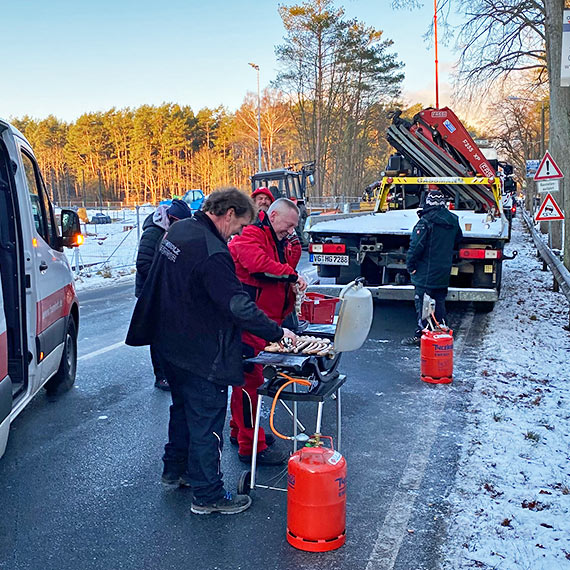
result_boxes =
[45,318,77,396]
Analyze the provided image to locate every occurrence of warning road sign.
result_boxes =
[535,193,564,221]
[533,151,564,181]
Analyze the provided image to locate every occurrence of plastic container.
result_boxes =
[300,293,340,324]
[333,280,373,352]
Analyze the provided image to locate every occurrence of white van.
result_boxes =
[0,119,82,458]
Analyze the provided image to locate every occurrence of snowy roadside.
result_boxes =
[441,216,570,569]
[64,207,151,292]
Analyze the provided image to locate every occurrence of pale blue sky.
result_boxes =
[1,0,459,121]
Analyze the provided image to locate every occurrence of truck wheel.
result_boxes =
[44,318,78,396]
[475,301,495,313]
[317,265,340,278]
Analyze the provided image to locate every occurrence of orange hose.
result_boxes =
[269,373,311,440]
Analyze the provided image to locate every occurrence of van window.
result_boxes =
[20,151,55,246]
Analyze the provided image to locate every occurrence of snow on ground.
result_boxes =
[66,207,154,292]
[441,216,570,569]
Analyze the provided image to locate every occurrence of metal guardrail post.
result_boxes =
[522,208,570,329]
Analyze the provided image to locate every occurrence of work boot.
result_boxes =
[191,491,252,515]
[230,433,275,447]
[238,446,288,466]
[400,336,421,346]
[154,377,171,391]
[161,461,189,488]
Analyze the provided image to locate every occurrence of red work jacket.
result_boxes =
[229,215,301,325]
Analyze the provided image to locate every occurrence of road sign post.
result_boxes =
[533,152,564,245]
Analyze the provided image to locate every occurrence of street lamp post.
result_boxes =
[248,62,262,172]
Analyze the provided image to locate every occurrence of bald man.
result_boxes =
[228,198,307,465]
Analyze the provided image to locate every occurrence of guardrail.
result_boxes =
[521,208,570,326]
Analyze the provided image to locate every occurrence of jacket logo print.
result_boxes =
[159,239,180,263]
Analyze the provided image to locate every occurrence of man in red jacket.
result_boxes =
[229,198,306,465]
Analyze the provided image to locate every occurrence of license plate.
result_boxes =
[310,254,349,266]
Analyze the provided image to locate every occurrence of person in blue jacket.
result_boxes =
[402,188,462,346]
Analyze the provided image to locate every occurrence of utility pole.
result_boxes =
[97,169,103,212]
[433,0,439,109]
[249,62,263,171]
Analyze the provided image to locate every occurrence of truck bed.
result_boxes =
[309,209,508,240]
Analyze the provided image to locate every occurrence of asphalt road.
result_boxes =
[0,260,491,570]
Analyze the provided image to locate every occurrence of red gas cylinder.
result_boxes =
[287,439,346,552]
[420,328,454,384]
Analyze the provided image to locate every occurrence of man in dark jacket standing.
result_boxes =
[135,199,192,390]
[126,188,296,515]
[403,188,462,346]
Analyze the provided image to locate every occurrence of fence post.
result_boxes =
[136,205,141,244]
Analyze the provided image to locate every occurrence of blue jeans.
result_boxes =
[160,357,228,504]
[413,287,448,336]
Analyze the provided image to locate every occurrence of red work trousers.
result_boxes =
[230,331,268,456]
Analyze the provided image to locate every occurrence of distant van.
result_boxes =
[0,119,82,458]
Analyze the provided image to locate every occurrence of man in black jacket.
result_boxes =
[135,199,192,390]
[403,189,462,346]
[126,188,295,515]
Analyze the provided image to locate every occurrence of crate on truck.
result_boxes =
[0,118,82,458]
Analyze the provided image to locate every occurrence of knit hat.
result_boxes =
[167,199,192,220]
[425,189,446,207]
[251,187,275,204]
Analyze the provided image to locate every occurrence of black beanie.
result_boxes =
[167,199,192,220]
[425,190,446,207]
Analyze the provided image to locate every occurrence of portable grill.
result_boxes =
[238,278,373,495]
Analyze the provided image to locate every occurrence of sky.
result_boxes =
[1,0,459,122]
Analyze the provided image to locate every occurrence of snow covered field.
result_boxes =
[65,207,154,291]
[442,216,570,569]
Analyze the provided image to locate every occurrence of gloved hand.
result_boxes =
[280,327,298,348]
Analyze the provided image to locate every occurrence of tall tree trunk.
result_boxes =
[545,0,570,255]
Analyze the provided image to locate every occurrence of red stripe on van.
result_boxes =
[0,330,7,381]
[36,284,75,334]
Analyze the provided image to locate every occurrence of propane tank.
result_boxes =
[287,435,346,552]
[420,327,453,384]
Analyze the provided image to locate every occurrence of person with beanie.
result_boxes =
[135,199,192,390]
[251,187,274,216]
[402,188,462,346]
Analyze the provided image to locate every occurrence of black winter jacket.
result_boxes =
[135,213,166,298]
[406,206,463,289]
[126,211,284,385]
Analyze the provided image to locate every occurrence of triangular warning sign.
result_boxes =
[535,193,564,221]
[533,151,564,181]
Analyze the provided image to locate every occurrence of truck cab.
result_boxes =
[0,119,82,458]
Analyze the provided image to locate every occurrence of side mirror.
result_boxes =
[308,174,315,186]
[60,209,83,248]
